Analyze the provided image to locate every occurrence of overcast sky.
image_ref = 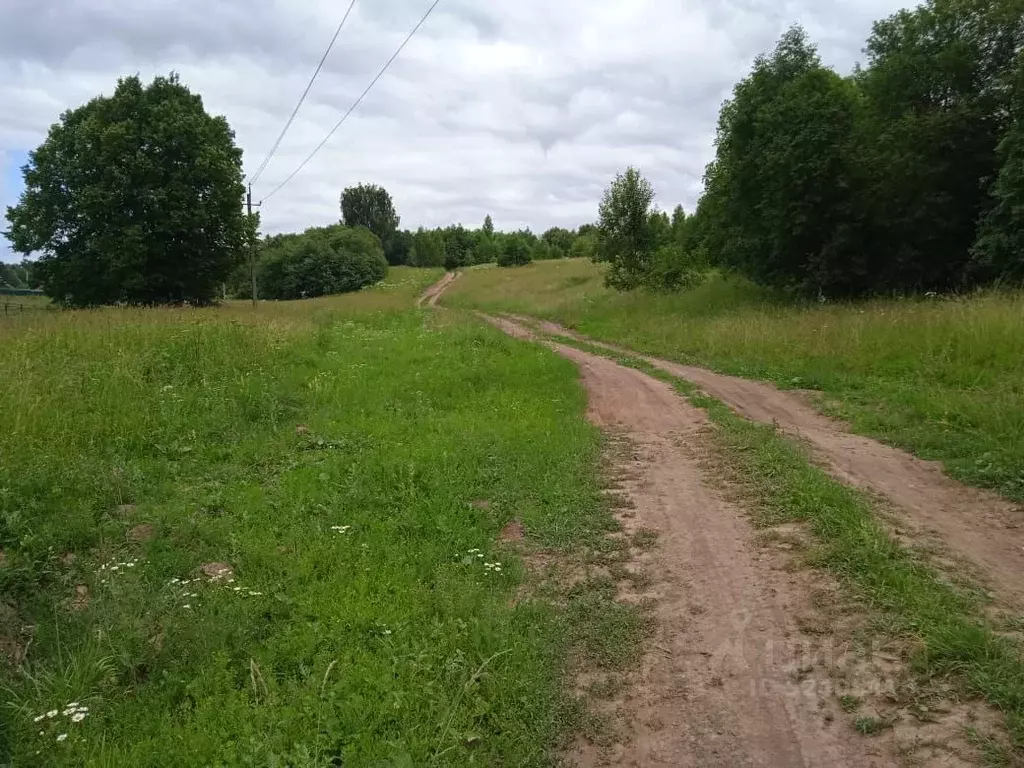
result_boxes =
[0,0,912,262]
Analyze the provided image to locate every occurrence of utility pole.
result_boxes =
[246,183,262,307]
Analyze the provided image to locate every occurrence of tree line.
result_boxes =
[230,182,602,299]
[599,0,1024,297]
[0,261,38,292]
[336,182,598,270]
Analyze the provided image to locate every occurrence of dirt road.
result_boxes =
[485,315,892,767]
[417,271,460,307]
[517,319,1024,608]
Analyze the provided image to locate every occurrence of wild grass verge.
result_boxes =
[445,259,1024,502]
[0,270,638,766]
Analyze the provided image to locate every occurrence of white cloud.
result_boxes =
[0,0,911,262]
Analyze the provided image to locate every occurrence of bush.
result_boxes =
[258,225,387,300]
[497,236,533,267]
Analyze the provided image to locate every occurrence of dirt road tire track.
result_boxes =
[417,271,460,307]
[483,314,893,767]
[518,318,1024,608]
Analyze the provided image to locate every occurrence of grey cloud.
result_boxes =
[1,0,912,261]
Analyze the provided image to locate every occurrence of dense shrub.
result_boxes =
[258,225,387,300]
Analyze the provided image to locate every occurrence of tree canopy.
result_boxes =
[596,167,656,289]
[4,73,247,306]
[340,184,400,246]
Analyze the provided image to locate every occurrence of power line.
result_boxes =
[248,0,359,186]
[261,0,443,202]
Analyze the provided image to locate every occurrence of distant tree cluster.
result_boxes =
[330,187,599,272]
[0,261,37,291]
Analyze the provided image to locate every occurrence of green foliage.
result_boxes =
[339,184,400,245]
[4,74,247,306]
[0,262,29,289]
[700,29,866,296]
[971,53,1024,284]
[258,225,387,300]
[474,235,501,265]
[597,167,655,290]
[442,225,475,270]
[541,227,574,258]
[482,215,495,237]
[383,229,414,267]
[689,4,1024,297]
[854,0,1024,292]
[569,233,598,260]
[497,235,533,267]
[532,241,562,261]
[409,228,446,267]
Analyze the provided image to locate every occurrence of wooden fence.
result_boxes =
[1,301,55,316]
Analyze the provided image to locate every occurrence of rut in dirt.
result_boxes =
[485,315,892,768]
[417,271,459,307]
[520,318,1024,609]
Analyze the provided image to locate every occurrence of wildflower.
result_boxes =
[33,714,44,723]
[71,713,86,723]
[56,734,67,742]
[183,604,191,609]
[46,710,58,719]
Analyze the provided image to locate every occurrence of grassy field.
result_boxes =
[0,267,629,765]
[447,260,1024,502]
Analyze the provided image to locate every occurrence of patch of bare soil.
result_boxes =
[499,519,525,543]
[127,523,156,543]
[0,601,29,665]
[417,271,460,308]
[527,319,1024,609]
[200,562,234,581]
[485,315,897,767]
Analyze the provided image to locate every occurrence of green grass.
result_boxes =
[0,268,631,765]
[446,259,1024,502]
[543,333,1024,751]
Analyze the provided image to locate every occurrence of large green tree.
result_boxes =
[4,74,247,306]
[856,0,1024,291]
[597,167,655,289]
[699,28,866,295]
[340,184,400,245]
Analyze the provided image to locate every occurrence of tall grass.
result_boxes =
[0,267,623,765]
[446,260,1024,501]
